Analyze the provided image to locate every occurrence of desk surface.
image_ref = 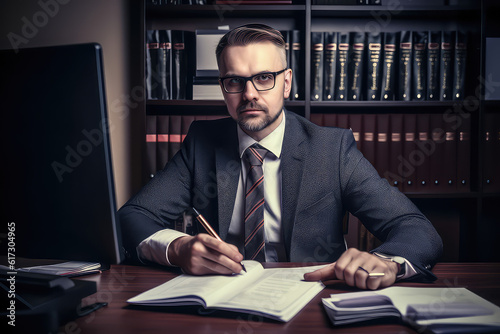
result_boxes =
[63,263,500,334]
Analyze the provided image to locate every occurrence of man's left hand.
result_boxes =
[303,248,399,290]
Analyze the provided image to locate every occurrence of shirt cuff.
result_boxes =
[373,252,418,281]
[137,229,188,266]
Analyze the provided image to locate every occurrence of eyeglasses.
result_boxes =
[219,68,287,94]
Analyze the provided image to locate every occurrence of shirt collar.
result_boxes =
[237,109,286,159]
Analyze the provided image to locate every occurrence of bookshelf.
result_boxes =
[137,0,499,262]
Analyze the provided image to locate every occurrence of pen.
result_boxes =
[358,266,385,277]
[192,207,247,273]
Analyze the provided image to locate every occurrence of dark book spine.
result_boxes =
[362,114,376,167]
[403,113,417,192]
[427,31,441,101]
[323,113,337,127]
[456,115,471,191]
[412,31,427,101]
[323,32,337,101]
[168,115,182,160]
[349,114,363,151]
[146,30,161,100]
[280,30,291,100]
[416,113,430,192]
[310,113,324,126]
[158,30,172,100]
[311,32,324,101]
[157,115,169,170]
[146,115,157,179]
[443,116,457,192]
[440,31,455,101]
[172,30,187,100]
[453,31,467,100]
[376,114,390,181]
[386,114,404,191]
[335,32,350,101]
[291,30,304,100]
[366,32,383,101]
[348,32,365,101]
[430,114,446,192]
[398,31,412,101]
[381,32,398,101]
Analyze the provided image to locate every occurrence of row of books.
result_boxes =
[310,30,467,101]
[310,113,471,193]
[146,30,195,100]
[145,115,227,178]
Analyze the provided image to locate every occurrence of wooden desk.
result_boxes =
[62,263,500,334]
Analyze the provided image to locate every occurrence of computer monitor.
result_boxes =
[1,43,123,264]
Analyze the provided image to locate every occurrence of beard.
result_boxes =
[236,101,283,133]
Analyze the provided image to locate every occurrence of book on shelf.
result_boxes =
[349,114,363,151]
[362,114,376,167]
[483,113,500,193]
[172,30,192,100]
[453,31,467,100]
[322,286,500,332]
[195,29,226,78]
[335,32,350,101]
[388,113,404,190]
[443,115,457,192]
[439,31,455,101]
[381,32,398,101]
[375,114,390,182]
[398,31,412,101]
[412,31,427,101]
[169,115,182,160]
[323,32,338,101]
[192,76,223,100]
[348,32,366,101]
[430,114,447,193]
[127,261,325,322]
[366,32,383,101]
[157,115,170,171]
[290,30,304,100]
[427,31,441,101]
[415,114,430,192]
[146,30,169,100]
[402,113,417,192]
[311,32,324,101]
[146,115,157,179]
[456,115,471,191]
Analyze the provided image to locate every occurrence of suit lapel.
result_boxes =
[215,123,241,240]
[281,111,307,260]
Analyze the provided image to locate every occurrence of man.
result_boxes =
[119,24,442,290]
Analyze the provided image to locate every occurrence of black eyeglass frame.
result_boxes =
[219,68,288,94]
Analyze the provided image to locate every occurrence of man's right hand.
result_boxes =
[168,234,244,275]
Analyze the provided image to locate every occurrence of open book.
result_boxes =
[128,260,325,322]
[322,286,500,333]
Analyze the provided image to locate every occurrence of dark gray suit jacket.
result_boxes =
[118,110,442,281]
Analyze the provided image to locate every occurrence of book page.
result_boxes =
[127,260,264,307]
[377,287,500,327]
[213,265,326,321]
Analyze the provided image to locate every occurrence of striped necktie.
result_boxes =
[243,144,268,262]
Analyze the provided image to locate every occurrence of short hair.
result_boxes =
[215,23,287,69]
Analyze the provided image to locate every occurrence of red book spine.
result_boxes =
[362,114,376,168]
[146,115,157,179]
[387,114,404,191]
[376,114,390,182]
[443,116,457,192]
[456,116,471,192]
[430,114,446,193]
[310,113,324,126]
[157,115,169,171]
[349,114,363,152]
[169,115,182,160]
[416,114,431,192]
[323,113,337,127]
[403,114,418,193]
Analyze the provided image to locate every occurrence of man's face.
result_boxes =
[218,42,292,141]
